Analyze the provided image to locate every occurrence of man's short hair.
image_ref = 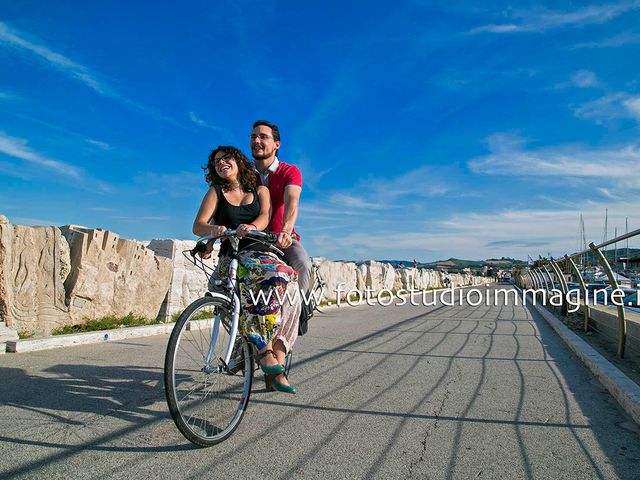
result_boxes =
[253,119,280,142]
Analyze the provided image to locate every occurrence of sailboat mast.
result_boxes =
[626,217,629,271]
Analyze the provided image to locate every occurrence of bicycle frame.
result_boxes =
[197,230,281,373]
[201,236,240,373]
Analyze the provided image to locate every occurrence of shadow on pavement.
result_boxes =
[0,363,193,478]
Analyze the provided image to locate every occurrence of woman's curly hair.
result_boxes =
[203,146,257,192]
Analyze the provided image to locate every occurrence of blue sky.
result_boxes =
[1,1,639,262]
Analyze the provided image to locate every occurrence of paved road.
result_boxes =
[1,285,639,479]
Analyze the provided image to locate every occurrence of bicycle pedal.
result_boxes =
[226,356,244,374]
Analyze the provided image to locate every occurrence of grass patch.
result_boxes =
[171,308,216,322]
[18,330,35,339]
[51,313,161,335]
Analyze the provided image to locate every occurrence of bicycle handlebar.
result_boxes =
[191,230,282,258]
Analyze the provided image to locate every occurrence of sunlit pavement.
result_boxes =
[1,285,639,479]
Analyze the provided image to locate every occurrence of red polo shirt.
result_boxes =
[256,160,303,240]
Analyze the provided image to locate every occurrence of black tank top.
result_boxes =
[212,185,261,255]
[213,185,260,228]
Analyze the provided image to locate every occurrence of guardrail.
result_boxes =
[515,228,640,358]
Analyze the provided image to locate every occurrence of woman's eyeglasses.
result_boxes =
[214,154,235,165]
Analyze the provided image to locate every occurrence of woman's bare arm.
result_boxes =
[192,187,223,236]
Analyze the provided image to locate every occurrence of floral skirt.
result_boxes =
[217,251,301,352]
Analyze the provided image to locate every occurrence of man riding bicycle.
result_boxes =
[250,120,314,331]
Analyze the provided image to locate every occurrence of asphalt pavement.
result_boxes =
[1,285,639,479]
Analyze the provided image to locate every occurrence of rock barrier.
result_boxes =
[0,216,491,338]
[0,217,171,335]
[145,239,218,321]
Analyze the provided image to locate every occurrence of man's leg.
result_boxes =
[282,239,312,293]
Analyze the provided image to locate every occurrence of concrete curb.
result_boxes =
[6,323,175,353]
[523,290,640,426]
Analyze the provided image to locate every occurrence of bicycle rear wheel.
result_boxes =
[311,271,326,313]
[311,284,324,313]
[164,296,253,446]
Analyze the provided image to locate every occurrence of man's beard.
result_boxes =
[252,148,273,160]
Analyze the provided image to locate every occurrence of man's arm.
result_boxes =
[277,185,302,248]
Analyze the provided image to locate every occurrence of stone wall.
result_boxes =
[0,217,492,337]
[146,239,218,321]
[0,216,71,335]
[61,225,173,324]
[315,260,489,303]
[0,218,174,335]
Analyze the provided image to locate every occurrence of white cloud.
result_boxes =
[0,21,109,95]
[189,112,216,129]
[574,92,640,123]
[133,171,204,198]
[85,139,112,150]
[305,201,639,261]
[622,96,640,120]
[574,31,640,48]
[0,131,82,178]
[188,112,234,140]
[437,200,639,256]
[369,166,450,199]
[597,187,620,199]
[469,134,640,180]
[328,193,388,210]
[574,93,625,122]
[293,153,333,191]
[299,144,639,261]
[0,21,183,127]
[299,164,456,232]
[0,159,32,180]
[554,70,601,89]
[570,70,599,88]
[469,3,639,34]
[470,24,520,34]
[299,204,380,223]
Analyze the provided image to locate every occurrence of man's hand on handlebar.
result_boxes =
[276,231,293,249]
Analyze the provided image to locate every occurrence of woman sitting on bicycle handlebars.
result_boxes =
[193,146,300,394]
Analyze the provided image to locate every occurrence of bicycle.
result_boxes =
[164,229,290,447]
[309,262,327,313]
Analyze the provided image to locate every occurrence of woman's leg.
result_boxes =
[270,282,302,387]
[272,339,291,386]
[258,342,280,368]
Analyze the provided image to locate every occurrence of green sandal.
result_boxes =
[272,378,297,395]
[258,349,285,375]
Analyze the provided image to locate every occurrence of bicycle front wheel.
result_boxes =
[164,296,254,446]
